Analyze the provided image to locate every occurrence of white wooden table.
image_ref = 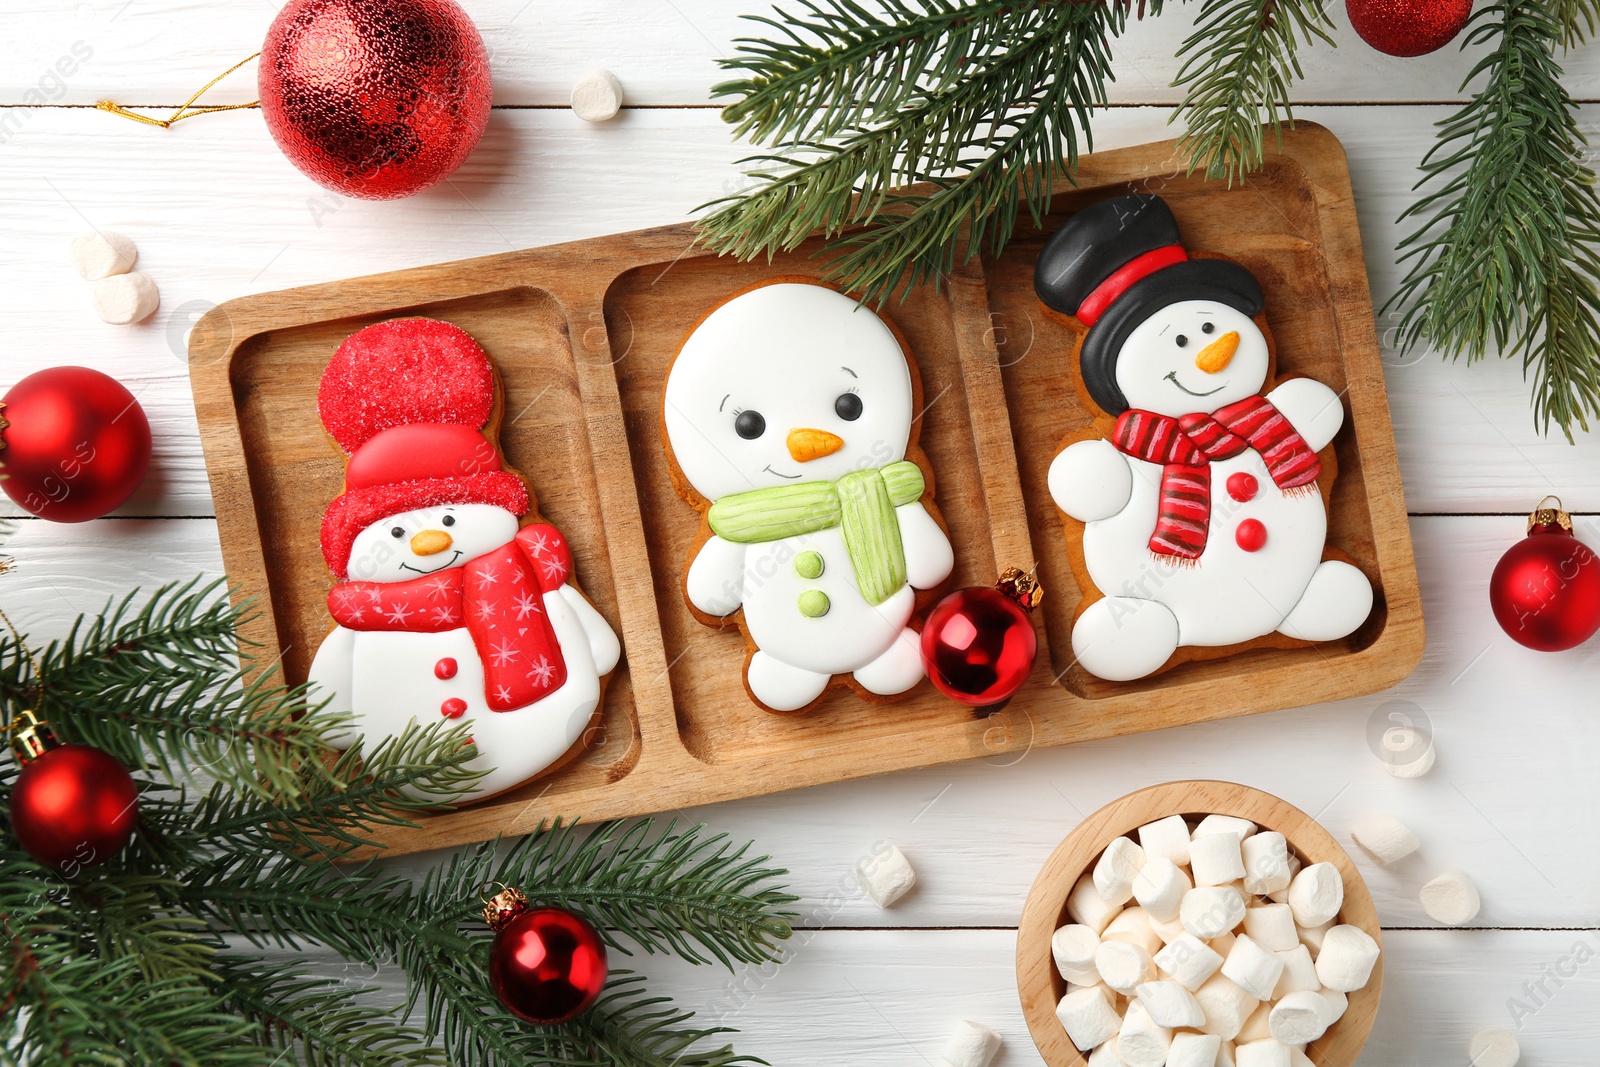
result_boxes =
[5,3,1599,1062]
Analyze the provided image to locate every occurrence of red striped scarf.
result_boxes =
[1110,396,1320,559]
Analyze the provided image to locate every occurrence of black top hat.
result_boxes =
[1034,193,1264,414]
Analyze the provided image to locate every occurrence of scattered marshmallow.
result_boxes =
[1094,835,1147,906]
[1190,832,1247,887]
[1068,873,1122,933]
[1378,726,1436,778]
[1195,815,1257,841]
[1468,1028,1520,1067]
[1314,925,1381,992]
[1116,1000,1172,1067]
[1268,990,1329,1044]
[1181,886,1246,940]
[1351,814,1421,865]
[1235,1039,1292,1067]
[1272,944,1320,997]
[1167,1032,1223,1067]
[1243,904,1298,953]
[92,271,159,325]
[1096,939,1156,995]
[1221,935,1286,1001]
[1135,980,1205,1028]
[1194,974,1257,1041]
[570,68,624,122]
[1052,924,1102,986]
[1420,868,1481,926]
[937,1019,1002,1067]
[1133,856,1192,922]
[1138,815,1192,866]
[1057,987,1122,1051]
[1242,832,1293,896]
[72,231,137,279]
[1103,907,1163,955]
[1286,863,1344,928]
[856,842,916,908]
[1154,932,1223,991]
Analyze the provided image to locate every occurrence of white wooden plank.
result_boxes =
[7,1,1600,108]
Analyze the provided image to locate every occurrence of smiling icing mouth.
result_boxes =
[400,549,463,575]
[762,464,802,480]
[1163,370,1227,398]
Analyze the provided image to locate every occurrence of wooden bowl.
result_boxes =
[1017,781,1382,1065]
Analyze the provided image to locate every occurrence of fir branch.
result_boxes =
[1385,1,1600,438]
[1171,0,1335,183]
[1549,0,1600,45]
[565,974,763,1067]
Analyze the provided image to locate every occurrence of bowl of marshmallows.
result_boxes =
[1017,781,1381,1067]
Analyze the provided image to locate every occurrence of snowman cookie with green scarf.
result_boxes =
[663,279,955,713]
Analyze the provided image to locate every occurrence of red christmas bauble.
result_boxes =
[0,367,151,522]
[1346,0,1473,57]
[1489,503,1600,652]
[489,905,608,1024]
[259,0,493,200]
[921,571,1041,707]
[9,745,139,871]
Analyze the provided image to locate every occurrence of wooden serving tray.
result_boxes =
[190,124,1423,856]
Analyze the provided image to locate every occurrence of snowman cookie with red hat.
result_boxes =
[1035,193,1373,681]
[307,318,621,801]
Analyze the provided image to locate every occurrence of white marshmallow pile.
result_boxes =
[73,231,160,324]
[855,841,916,908]
[1052,813,1379,1065]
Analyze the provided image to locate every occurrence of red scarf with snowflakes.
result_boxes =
[327,524,573,710]
[1111,396,1320,559]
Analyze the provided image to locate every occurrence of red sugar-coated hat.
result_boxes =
[316,318,528,577]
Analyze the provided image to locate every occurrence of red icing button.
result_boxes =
[440,697,468,719]
[434,657,459,680]
[1236,518,1267,552]
[1226,472,1259,502]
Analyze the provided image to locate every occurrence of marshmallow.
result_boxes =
[570,69,625,122]
[1316,987,1347,1025]
[1194,974,1257,1041]
[1221,935,1286,1001]
[1191,832,1247,887]
[1181,886,1246,940]
[72,231,137,280]
[1217,1041,1238,1067]
[1272,944,1320,997]
[1133,856,1192,921]
[1378,725,1435,778]
[1210,929,1237,959]
[1286,863,1344,928]
[1154,933,1223,991]
[1314,925,1380,992]
[1068,873,1122,933]
[1167,1031,1223,1067]
[1135,980,1205,1028]
[1052,924,1102,986]
[1138,814,1192,866]
[1087,1039,1123,1067]
[1243,904,1298,952]
[1066,981,1115,1005]
[1288,1048,1316,1067]
[1195,815,1257,841]
[1268,990,1329,1044]
[1057,987,1122,1051]
[1096,940,1157,995]
[938,1019,1002,1067]
[1116,1001,1172,1067]
[1420,868,1481,926]
[1468,1028,1520,1067]
[1095,836,1147,906]
[1242,832,1293,896]
[92,271,160,325]
[1236,1001,1272,1043]
[1149,910,1189,945]
[1265,853,1301,904]
[1351,814,1420,865]
[856,843,916,908]
[1297,918,1334,956]
[1234,1040,1292,1067]
[1103,907,1164,955]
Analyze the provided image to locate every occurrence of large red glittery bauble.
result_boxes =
[0,367,151,522]
[1490,523,1600,652]
[10,746,139,871]
[258,0,492,200]
[489,906,608,1024]
[1346,0,1473,57]
[921,585,1038,706]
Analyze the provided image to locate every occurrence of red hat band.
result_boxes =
[1075,244,1188,326]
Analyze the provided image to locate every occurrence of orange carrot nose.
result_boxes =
[410,529,453,556]
[1195,331,1240,373]
[786,427,845,463]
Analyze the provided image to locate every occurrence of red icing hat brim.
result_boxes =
[321,471,530,578]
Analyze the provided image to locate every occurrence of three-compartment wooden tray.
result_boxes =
[190,124,1423,856]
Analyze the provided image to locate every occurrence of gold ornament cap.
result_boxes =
[482,885,529,931]
[1528,495,1574,534]
[996,567,1044,612]
[10,708,54,762]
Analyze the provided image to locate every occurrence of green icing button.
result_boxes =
[797,590,830,618]
[794,550,825,579]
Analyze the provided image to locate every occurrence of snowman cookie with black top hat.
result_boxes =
[1034,193,1373,682]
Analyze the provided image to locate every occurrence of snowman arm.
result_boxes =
[685,534,747,617]
[896,501,955,591]
[557,584,621,676]
[1266,377,1345,453]
[307,625,358,748]
[1048,439,1134,522]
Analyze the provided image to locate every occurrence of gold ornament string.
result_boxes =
[0,555,50,760]
[96,52,261,129]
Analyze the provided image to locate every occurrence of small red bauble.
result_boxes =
[1226,472,1258,502]
[440,697,467,719]
[921,569,1041,707]
[1346,0,1473,57]
[484,890,608,1024]
[1235,518,1267,553]
[10,745,139,871]
[434,657,458,680]
[259,0,492,200]
[1490,500,1600,652]
[0,367,151,522]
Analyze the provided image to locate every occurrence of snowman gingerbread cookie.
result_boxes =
[306,318,621,802]
[662,280,956,713]
[1035,194,1374,682]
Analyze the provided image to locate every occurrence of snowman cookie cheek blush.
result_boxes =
[1034,193,1374,681]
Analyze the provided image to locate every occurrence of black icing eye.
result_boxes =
[1175,334,1189,348]
[442,514,456,527]
[734,409,766,440]
[1202,322,1216,334]
[835,391,863,421]
[390,526,405,538]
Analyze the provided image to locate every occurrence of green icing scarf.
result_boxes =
[707,460,925,607]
